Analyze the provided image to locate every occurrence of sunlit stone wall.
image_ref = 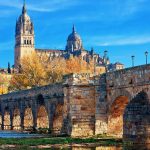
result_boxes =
[63,73,96,137]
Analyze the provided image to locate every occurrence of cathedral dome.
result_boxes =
[66,25,83,52]
[67,25,81,41]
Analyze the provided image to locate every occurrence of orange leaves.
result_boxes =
[9,52,105,91]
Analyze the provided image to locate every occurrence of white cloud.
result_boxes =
[84,35,150,46]
[64,0,149,23]
[0,0,80,12]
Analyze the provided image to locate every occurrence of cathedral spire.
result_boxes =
[22,0,27,14]
[72,24,76,33]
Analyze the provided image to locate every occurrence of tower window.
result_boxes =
[24,40,26,44]
[27,40,29,45]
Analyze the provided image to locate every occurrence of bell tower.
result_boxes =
[15,0,35,68]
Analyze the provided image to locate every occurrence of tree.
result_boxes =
[9,52,105,92]
[0,74,11,95]
[9,52,46,91]
[8,62,11,74]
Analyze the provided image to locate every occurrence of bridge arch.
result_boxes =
[4,107,11,130]
[24,107,33,130]
[107,90,131,137]
[37,105,49,129]
[13,108,21,130]
[124,91,150,145]
[36,94,49,129]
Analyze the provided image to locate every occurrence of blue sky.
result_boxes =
[0,0,150,68]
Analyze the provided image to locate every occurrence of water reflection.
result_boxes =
[123,144,150,150]
[60,145,150,150]
[0,131,148,150]
[49,146,122,150]
[71,147,122,150]
[2,143,150,150]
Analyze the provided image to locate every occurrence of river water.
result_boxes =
[0,131,148,150]
[0,131,44,138]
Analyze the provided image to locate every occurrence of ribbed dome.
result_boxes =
[67,25,81,41]
[66,25,83,52]
[68,31,81,41]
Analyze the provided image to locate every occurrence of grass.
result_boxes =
[0,136,122,146]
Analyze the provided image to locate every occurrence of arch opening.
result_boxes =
[108,96,129,137]
[24,107,33,130]
[124,91,150,145]
[13,109,21,130]
[4,111,11,130]
[37,106,49,129]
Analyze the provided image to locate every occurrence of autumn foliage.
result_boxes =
[9,52,103,91]
[0,74,11,95]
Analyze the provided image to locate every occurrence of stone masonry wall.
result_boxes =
[0,83,64,133]
[0,83,63,101]
[96,64,150,138]
[63,73,96,137]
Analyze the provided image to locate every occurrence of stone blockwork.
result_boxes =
[0,64,150,141]
[96,64,150,144]
[63,73,97,137]
[0,83,64,133]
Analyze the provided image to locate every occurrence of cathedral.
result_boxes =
[14,2,124,71]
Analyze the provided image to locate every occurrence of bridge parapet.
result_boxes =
[0,83,63,101]
[106,64,150,89]
[63,73,96,86]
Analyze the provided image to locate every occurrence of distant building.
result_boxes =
[14,1,124,72]
[108,62,124,71]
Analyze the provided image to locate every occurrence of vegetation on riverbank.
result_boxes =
[0,136,122,146]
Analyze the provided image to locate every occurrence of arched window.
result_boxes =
[24,40,26,44]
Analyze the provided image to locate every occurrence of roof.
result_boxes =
[35,49,64,53]
[114,62,124,65]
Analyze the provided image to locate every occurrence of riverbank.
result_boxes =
[0,137,122,149]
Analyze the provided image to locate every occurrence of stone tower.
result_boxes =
[15,1,35,68]
[66,25,83,53]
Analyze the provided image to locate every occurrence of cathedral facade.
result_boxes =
[15,2,123,71]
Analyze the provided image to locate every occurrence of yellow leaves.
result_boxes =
[0,74,11,95]
[0,86,8,95]
[10,52,105,91]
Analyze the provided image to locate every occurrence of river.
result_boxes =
[0,131,148,150]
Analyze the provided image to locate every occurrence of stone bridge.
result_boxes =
[96,64,150,144]
[0,83,64,134]
[0,64,149,145]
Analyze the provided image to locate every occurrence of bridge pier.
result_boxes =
[33,111,37,131]
[49,104,56,133]
[1,115,4,130]
[20,114,24,131]
[10,114,13,130]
